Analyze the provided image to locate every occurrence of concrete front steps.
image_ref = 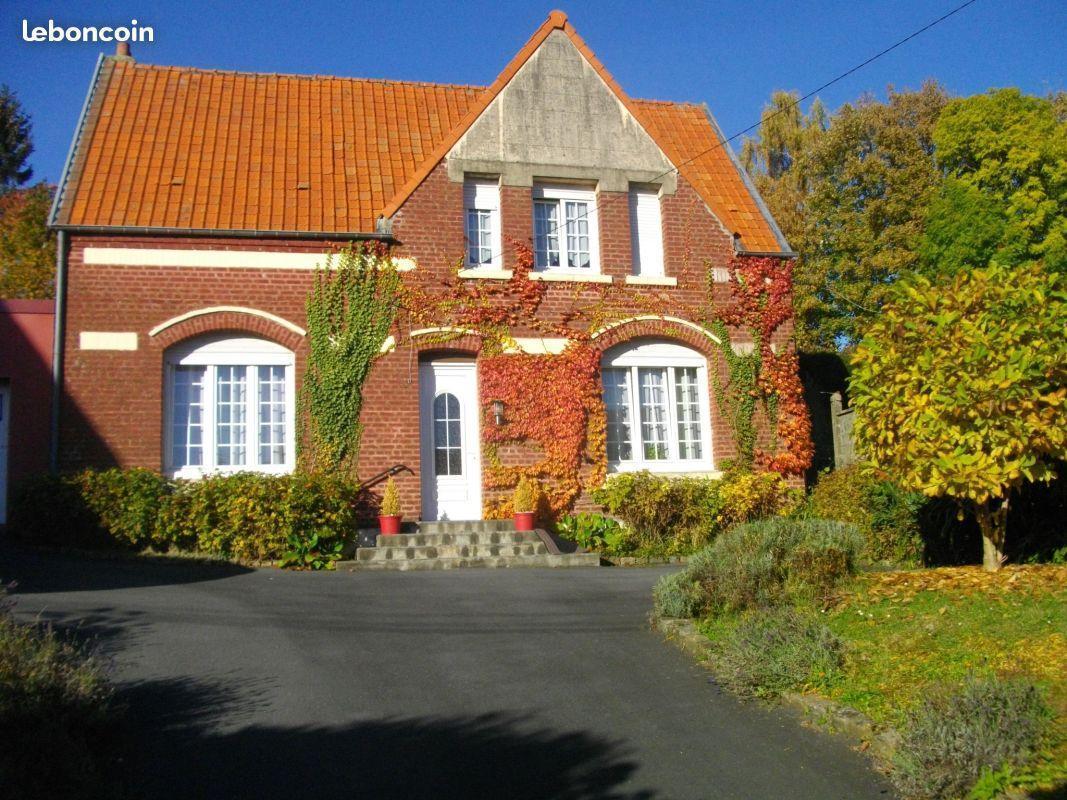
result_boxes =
[338,520,600,571]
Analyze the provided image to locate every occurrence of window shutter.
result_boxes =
[464,178,499,211]
[629,187,664,276]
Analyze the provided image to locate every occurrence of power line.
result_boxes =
[469,0,980,267]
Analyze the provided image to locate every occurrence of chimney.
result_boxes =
[115,42,132,59]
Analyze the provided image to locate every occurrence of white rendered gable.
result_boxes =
[447,30,676,191]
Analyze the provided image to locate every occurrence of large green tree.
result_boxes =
[850,263,1067,571]
[919,89,1067,275]
[0,86,33,189]
[743,83,948,349]
[741,90,828,250]
[0,183,55,298]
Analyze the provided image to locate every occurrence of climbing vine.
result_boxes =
[708,255,813,475]
[301,243,401,476]
[396,241,811,518]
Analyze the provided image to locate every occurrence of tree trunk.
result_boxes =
[975,497,1009,572]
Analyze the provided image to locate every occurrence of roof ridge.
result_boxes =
[106,56,703,107]
[106,56,487,92]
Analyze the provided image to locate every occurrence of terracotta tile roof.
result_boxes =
[53,11,786,252]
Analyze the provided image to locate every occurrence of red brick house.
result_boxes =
[49,11,796,521]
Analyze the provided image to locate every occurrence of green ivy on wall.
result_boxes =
[300,243,400,476]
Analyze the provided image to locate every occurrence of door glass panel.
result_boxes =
[433,392,463,476]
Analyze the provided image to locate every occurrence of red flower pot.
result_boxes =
[513,511,536,532]
[379,515,402,535]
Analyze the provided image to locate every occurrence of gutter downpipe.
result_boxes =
[49,230,68,473]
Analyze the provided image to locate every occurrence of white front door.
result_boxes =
[419,361,482,521]
[0,385,9,525]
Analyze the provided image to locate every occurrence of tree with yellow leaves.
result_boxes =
[850,262,1066,571]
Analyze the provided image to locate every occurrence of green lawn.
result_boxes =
[700,565,1067,788]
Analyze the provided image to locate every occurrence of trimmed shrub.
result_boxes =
[8,473,98,547]
[892,677,1051,800]
[715,470,801,531]
[652,570,705,619]
[807,465,925,566]
[716,608,844,698]
[592,471,722,553]
[10,469,360,563]
[685,518,863,615]
[167,472,360,561]
[0,590,125,799]
[75,468,169,549]
[590,469,797,555]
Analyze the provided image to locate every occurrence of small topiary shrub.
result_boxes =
[512,476,540,514]
[652,570,705,619]
[806,465,925,566]
[379,477,401,516]
[892,676,1051,800]
[715,608,844,698]
[685,518,863,615]
[0,589,125,798]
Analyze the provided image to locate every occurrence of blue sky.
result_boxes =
[1,0,1064,185]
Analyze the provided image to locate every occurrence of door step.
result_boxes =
[337,552,600,571]
[339,520,600,571]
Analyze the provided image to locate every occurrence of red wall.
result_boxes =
[59,166,795,516]
[0,299,54,490]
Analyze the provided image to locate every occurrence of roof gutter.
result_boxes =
[49,224,397,242]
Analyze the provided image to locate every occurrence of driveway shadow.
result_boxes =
[0,540,252,594]
[122,675,654,800]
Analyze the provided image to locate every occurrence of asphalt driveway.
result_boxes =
[4,547,893,799]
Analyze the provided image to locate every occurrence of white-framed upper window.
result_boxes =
[629,185,665,276]
[464,177,502,268]
[164,334,296,478]
[601,339,713,473]
[532,183,600,272]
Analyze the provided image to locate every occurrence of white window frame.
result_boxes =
[464,177,502,269]
[629,184,665,277]
[164,335,296,479]
[532,183,601,274]
[601,340,713,474]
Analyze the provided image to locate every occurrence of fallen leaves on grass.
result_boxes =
[847,565,1067,604]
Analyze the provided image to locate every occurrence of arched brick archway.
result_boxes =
[590,316,723,361]
[149,307,305,352]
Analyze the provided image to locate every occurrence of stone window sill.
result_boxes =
[528,272,613,284]
[457,268,513,280]
[624,275,678,287]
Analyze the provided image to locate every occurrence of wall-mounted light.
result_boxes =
[492,399,505,426]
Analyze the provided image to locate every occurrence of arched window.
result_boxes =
[164,334,295,478]
[601,339,713,473]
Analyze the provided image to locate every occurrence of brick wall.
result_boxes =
[62,163,791,518]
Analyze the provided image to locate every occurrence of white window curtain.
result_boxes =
[532,184,600,272]
[464,177,502,268]
[601,340,713,473]
[165,335,295,478]
[629,185,665,276]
